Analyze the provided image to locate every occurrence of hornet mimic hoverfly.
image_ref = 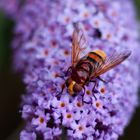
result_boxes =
[61,24,131,96]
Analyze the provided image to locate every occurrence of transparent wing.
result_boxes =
[72,23,87,67]
[91,49,131,78]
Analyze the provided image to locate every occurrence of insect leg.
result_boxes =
[87,79,98,100]
[93,93,97,100]
[82,86,86,94]
[56,84,65,99]
[92,81,98,100]
[91,80,98,93]
[97,76,108,84]
[55,66,73,80]
[65,66,73,76]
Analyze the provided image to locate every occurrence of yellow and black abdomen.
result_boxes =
[87,50,106,66]
[66,50,106,95]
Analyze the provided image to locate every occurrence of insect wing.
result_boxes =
[92,49,131,77]
[72,24,87,67]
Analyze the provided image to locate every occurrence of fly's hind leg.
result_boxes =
[90,79,100,100]
[97,76,108,84]
[89,79,98,93]
[82,86,86,95]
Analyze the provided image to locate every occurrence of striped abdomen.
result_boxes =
[67,50,106,95]
[87,50,106,67]
[75,50,106,84]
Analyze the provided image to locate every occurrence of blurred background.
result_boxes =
[0,0,140,140]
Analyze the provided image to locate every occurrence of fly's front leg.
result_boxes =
[56,84,65,99]
[56,66,73,80]
[65,66,73,76]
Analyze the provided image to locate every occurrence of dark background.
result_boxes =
[0,1,140,140]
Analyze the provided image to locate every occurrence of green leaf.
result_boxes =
[0,11,14,72]
[134,0,140,19]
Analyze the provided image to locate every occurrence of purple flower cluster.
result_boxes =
[0,0,21,18]
[1,0,140,140]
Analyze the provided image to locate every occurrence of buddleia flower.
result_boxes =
[0,0,21,18]
[1,0,140,140]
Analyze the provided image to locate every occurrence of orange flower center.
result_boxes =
[67,113,72,119]
[76,102,83,107]
[78,126,84,131]
[51,40,57,47]
[83,12,89,17]
[39,117,44,123]
[65,17,70,23]
[96,102,101,108]
[112,11,117,17]
[44,49,48,56]
[94,20,99,26]
[60,102,65,107]
[53,60,59,65]
[54,73,60,78]
[64,50,69,55]
[106,33,111,39]
[100,87,105,94]
[86,90,91,95]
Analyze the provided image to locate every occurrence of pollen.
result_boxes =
[40,92,45,96]
[64,17,70,23]
[60,102,65,107]
[51,40,57,47]
[78,125,84,131]
[86,90,91,95]
[53,60,59,65]
[66,113,72,119]
[94,20,99,27]
[112,11,117,17]
[39,117,44,123]
[106,33,111,39]
[76,102,83,107]
[64,50,69,55]
[44,49,48,56]
[48,87,55,92]
[96,101,101,108]
[100,87,105,94]
[83,12,89,17]
[54,72,60,78]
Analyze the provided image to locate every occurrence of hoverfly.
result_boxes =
[64,24,131,95]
